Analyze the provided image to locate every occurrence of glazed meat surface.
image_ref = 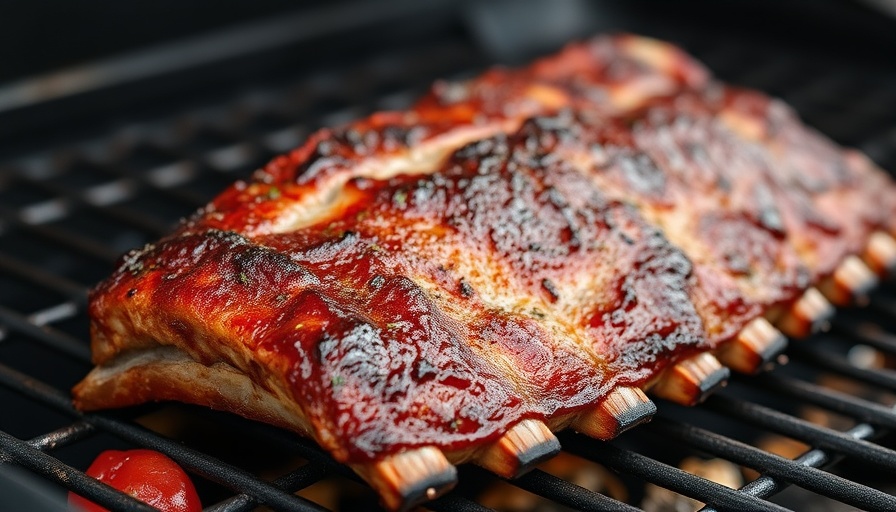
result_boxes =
[77,125,705,462]
[74,35,896,470]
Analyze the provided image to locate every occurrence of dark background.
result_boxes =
[1,0,894,154]
[1,0,893,83]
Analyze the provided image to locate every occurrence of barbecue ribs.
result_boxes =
[73,34,896,510]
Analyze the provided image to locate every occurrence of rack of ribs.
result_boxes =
[72,34,896,510]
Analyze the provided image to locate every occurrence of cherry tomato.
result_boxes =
[68,449,201,512]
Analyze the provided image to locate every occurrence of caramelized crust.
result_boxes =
[74,34,896,471]
[77,126,705,462]
[191,34,709,237]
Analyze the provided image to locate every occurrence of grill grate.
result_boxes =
[2,1,896,510]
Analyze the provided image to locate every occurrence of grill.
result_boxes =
[2,1,895,510]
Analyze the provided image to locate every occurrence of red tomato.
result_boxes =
[69,449,201,512]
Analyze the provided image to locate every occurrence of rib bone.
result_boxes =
[572,386,656,440]
[355,447,457,512]
[717,317,788,374]
[475,419,560,478]
[651,353,730,406]
[776,288,835,338]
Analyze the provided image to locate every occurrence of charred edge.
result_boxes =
[572,386,656,440]
[691,364,730,403]
[819,255,878,306]
[610,393,658,434]
[476,419,561,479]
[651,353,730,406]
[717,318,788,374]
[361,447,457,512]
[777,288,835,338]
[864,231,896,276]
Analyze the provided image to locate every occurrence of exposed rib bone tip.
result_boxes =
[572,386,656,440]
[717,317,788,374]
[776,288,835,338]
[476,419,560,478]
[864,231,896,276]
[360,446,457,511]
[651,353,729,406]
[819,255,878,306]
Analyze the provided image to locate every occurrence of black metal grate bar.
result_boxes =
[0,362,331,512]
[10,173,172,237]
[507,468,640,511]
[788,341,896,392]
[832,317,896,355]
[0,253,88,301]
[700,422,878,512]
[0,430,158,512]
[753,374,896,429]
[647,417,896,512]
[1,210,122,264]
[869,294,896,318]
[98,162,212,208]
[199,408,499,512]
[26,422,95,452]
[207,464,331,512]
[0,305,91,362]
[703,394,896,472]
[560,432,791,512]
[426,494,496,512]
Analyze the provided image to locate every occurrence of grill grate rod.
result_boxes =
[0,358,495,512]
[700,422,877,512]
[497,467,640,512]
[207,400,642,510]
[10,173,171,237]
[207,463,330,512]
[26,422,95,452]
[0,305,91,362]
[196,412,496,512]
[0,430,157,512]
[0,253,88,302]
[788,341,896,391]
[208,465,499,512]
[427,494,496,512]
[647,416,896,512]
[0,422,97,465]
[0,362,328,512]
[101,159,212,208]
[0,208,121,264]
[703,394,896,472]
[559,432,790,512]
[700,423,874,512]
[753,374,896,428]
[832,317,896,355]
[869,293,896,318]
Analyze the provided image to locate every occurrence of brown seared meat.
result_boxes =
[73,34,896,508]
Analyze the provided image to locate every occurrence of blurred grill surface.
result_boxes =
[1,1,896,510]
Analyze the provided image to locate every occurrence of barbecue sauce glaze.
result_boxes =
[89,122,707,462]
[77,35,895,466]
